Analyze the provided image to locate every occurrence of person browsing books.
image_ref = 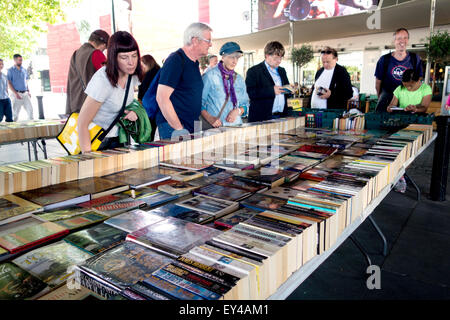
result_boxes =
[155,22,213,139]
[78,31,142,153]
[310,46,353,110]
[375,28,423,112]
[138,54,160,141]
[387,69,431,113]
[201,42,249,128]
[0,58,13,122]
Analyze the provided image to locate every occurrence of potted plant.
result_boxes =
[290,44,314,93]
[425,30,450,95]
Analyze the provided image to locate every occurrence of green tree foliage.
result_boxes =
[290,45,314,70]
[425,30,450,65]
[0,0,78,59]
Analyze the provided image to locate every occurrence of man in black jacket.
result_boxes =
[311,47,353,110]
[246,41,291,122]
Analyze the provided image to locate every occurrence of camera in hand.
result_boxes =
[317,86,326,96]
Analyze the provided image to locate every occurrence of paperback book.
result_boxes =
[0,195,43,226]
[176,195,239,218]
[193,183,252,202]
[0,262,48,300]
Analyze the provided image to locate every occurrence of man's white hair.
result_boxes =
[183,22,212,46]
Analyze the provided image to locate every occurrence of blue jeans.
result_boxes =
[0,98,13,122]
[157,121,190,140]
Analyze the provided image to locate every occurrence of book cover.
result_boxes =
[240,193,287,212]
[157,181,199,196]
[77,241,173,293]
[38,284,104,300]
[92,198,146,217]
[214,177,268,193]
[145,203,213,225]
[213,208,260,229]
[0,220,69,254]
[0,262,48,300]
[12,241,91,288]
[55,211,108,230]
[101,168,171,189]
[36,206,91,222]
[194,183,252,202]
[262,187,300,200]
[63,223,127,255]
[127,217,222,258]
[176,195,239,217]
[0,195,43,226]
[142,274,204,300]
[233,168,286,188]
[104,209,166,233]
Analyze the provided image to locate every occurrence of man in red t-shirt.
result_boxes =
[66,29,109,114]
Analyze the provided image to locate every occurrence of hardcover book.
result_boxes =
[0,217,69,254]
[126,217,222,258]
[233,168,286,188]
[157,181,199,195]
[104,209,166,233]
[63,223,127,255]
[76,241,173,297]
[137,191,178,209]
[101,167,171,189]
[176,195,239,217]
[36,206,91,222]
[240,193,287,212]
[0,195,43,226]
[55,211,108,230]
[146,203,214,225]
[214,177,268,193]
[0,262,48,300]
[170,170,204,182]
[12,241,91,288]
[92,198,146,217]
[142,274,204,300]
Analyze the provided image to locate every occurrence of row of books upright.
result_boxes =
[0,119,66,143]
[332,115,365,131]
[0,118,433,300]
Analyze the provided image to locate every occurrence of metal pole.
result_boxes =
[111,0,116,33]
[289,20,295,82]
[424,0,436,85]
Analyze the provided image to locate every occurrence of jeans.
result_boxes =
[376,90,393,113]
[0,98,13,122]
[157,121,190,140]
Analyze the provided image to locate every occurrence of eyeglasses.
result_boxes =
[197,36,212,44]
[321,50,334,55]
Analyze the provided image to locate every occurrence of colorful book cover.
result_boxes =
[12,241,91,288]
[142,275,204,300]
[0,195,43,226]
[0,262,48,300]
[240,193,287,212]
[77,195,127,209]
[77,241,173,291]
[127,217,222,258]
[101,168,171,189]
[170,170,204,182]
[104,209,166,233]
[214,177,268,193]
[233,168,286,187]
[146,203,213,224]
[92,198,146,217]
[55,212,108,230]
[157,181,198,195]
[64,223,127,255]
[0,220,69,254]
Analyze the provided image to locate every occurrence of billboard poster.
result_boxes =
[258,0,379,30]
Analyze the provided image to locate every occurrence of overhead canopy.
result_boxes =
[211,0,450,53]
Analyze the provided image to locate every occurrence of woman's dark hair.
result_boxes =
[401,69,420,85]
[105,31,143,87]
[141,54,160,72]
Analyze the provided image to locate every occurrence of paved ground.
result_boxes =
[287,141,450,300]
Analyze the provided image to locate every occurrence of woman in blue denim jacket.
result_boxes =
[201,42,249,127]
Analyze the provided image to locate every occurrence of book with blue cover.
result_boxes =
[136,190,179,208]
[142,275,204,300]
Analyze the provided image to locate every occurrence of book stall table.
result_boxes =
[269,132,437,300]
[0,120,65,161]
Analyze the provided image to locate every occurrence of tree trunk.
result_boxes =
[431,62,437,96]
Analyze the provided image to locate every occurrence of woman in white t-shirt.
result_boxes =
[78,31,142,153]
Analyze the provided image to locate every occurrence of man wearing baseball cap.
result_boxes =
[201,41,249,128]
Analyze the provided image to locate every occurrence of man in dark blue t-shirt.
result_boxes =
[156,22,213,139]
[374,28,423,112]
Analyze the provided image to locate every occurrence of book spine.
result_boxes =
[153,268,221,300]
[205,239,266,262]
[243,217,301,237]
[130,282,171,300]
[75,267,120,299]
[143,275,204,300]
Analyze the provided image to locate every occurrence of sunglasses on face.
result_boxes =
[321,50,334,55]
